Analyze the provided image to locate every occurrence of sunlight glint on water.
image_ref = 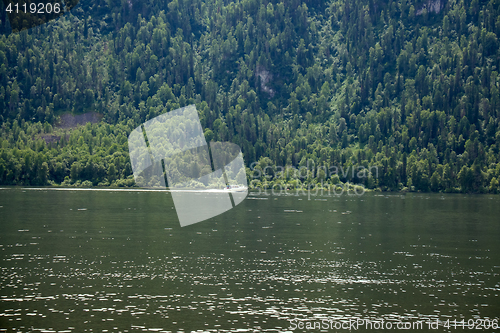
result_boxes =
[0,188,499,332]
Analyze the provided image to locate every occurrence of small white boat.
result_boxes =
[168,185,248,193]
[224,185,247,192]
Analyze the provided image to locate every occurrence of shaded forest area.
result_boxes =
[1,0,500,193]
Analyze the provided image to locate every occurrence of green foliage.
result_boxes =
[1,0,500,192]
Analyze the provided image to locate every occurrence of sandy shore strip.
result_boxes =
[0,187,246,193]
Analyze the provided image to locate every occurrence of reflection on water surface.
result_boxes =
[0,188,499,332]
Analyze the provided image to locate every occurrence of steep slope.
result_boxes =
[0,0,499,192]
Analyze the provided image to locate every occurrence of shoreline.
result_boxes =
[0,186,248,193]
[0,186,494,195]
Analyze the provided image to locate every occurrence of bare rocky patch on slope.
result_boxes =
[40,112,103,145]
[56,112,103,129]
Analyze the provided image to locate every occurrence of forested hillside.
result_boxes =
[1,0,500,192]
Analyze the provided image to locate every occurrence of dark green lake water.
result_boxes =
[0,188,499,332]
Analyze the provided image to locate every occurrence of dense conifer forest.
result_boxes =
[0,0,499,193]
